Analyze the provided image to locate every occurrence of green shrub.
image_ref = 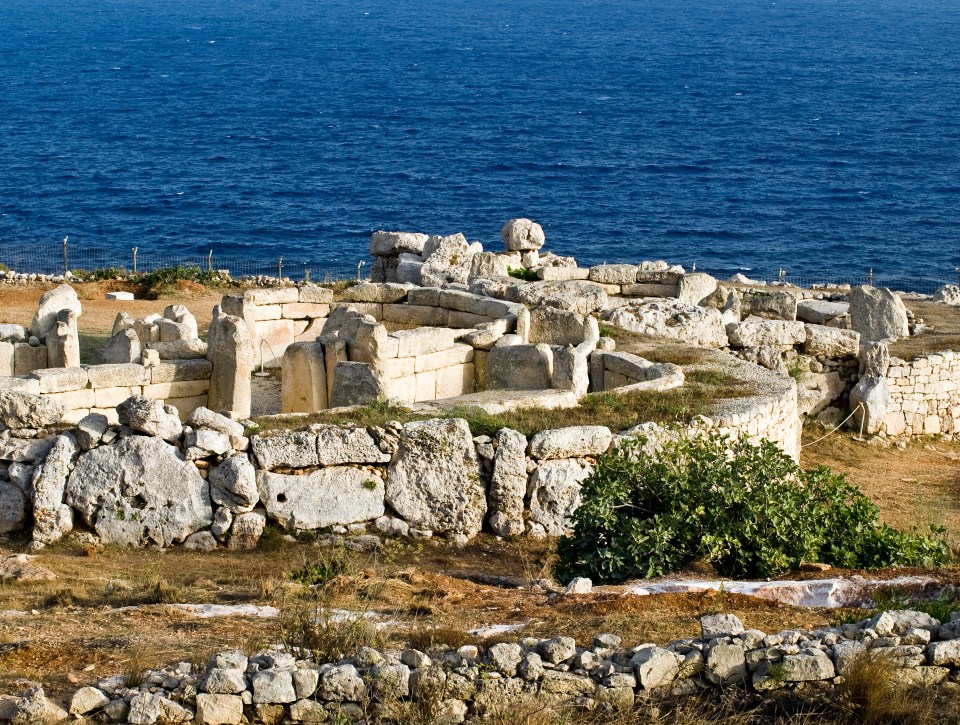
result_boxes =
[507,266,539,282]
[291,551,348,586]
[555,430,948,583]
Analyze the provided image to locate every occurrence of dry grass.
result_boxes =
[890,300,960,361]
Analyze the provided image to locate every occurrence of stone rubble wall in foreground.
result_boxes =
[4,610,960,724]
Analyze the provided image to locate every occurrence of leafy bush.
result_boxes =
[556,430,948,583]
[138,264,221,295]
[507,266,539,281]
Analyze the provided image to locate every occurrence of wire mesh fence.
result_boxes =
[0,241,359,282]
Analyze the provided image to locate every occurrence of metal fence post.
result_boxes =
[207,250,213,272]
[867,268,874,286]
[132,247,138,275]
[278,257,283,280]
[62,236,69,275]
[304,268,311,283]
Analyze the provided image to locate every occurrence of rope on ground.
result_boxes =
[801,403,866,448]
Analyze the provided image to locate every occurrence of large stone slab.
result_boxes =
[385,419,485,537]
[370,231,428,257]
[528,426,612,459]
[421,233,478,287]
[514,280,608,314]
[487,428,528,537]
[849,285,909,342]
[281,342,327,413]
[206,310,254,420]
[726,320,806,348]
[486,342,553,390]
[31,432,80,544]
[797,299,849,325]
[257,468,384,530]
[314,425,392,465]
[66,436,212,547]
[606,299,727,348]
[0,392,65,429]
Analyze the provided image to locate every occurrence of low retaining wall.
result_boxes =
[0,358,211,426]
[883,350,960,437]
[9,609,960,723]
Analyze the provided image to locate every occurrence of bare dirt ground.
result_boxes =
[0,282,225,336]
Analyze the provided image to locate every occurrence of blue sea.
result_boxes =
[1,0,959,285]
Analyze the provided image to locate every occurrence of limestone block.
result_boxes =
[146,339,208,359]
[95,386,143,409]
[487,343,554,390]
[382,303,447,327]
[252,304,282,322]
[469,252,513,279]
[414,370,437,402]
[46,310,81,367]
[0,341,14,376]
[587,264,636,286]
[378,356,416,380]
[414,344,474,373]
[803,324,859,358]
[439,289,491,317]
[281,303,329,319]
[528,459,593,535]
[142,379,210,400]
[407,287,441,306]
[528,426,613,459]
[294,317,324,342]
[487,428,527,536]
[345,282,413,304]
[444,310,487,328]
[87,363,149,388]
[726,320,806,348]
[385,418,485,536]
[30,367,88,394]
[421,233,480,287]
[537,267,590,281]
[552,346,590,396]
[677,273,718,306]
[14,342,47,375]
[324,338,347,402]
[314,425,391,465]
[748,291,798,321]
[329,361,384,408]
[257,468,384,530]
[159,319,195,342]
[0,323,28,342]
[849,285,909,342]
[395,253,424,285]
[61,408,92,426]
[298,285,334,304]
[281,342,327,413]
[529,307,591,346]
[253,319,295,367]
[502,218,545,251]
[150,359,213,384]
[606,299,728,348]
[97,329,142,364]
[474,350,489,392]
[435,363,475,399]
[370,231,429,256]
[602,351,654,380]
[391,327,461,357]
[207,310,254,420]
[382,375,417,403]
[850,376,890,436]
[251,430,320,470]
[47,387,96,410]
[621,282,678,298]
[797,299,849,325]
[30,283,82,338]
[246,287,299,305]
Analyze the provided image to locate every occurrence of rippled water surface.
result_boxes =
[1,0,959,281]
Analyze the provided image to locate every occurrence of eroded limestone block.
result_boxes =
[501,218,545,252]
[257,468,384,530]
[30,283,81,339]
[527,459,593,536]
[206,308,254,420]
[849,285,909,342]
[281,342,327,413]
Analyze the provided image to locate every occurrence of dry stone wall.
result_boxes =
[883,350,960,437]
[9,609,960,724]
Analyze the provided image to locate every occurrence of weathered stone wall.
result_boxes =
[11,609,960,723]
[883,350,960,437]
[0,357,212,426]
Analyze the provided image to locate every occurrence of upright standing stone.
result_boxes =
[31,432,80,545]
[46,309,81,368]
[487,428,528,536]
[280,342,327,413]
[207,307,254,420]
[849,285,909,342]
[30,283,82,339]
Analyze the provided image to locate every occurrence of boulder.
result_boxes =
[385,419,485,537]
[588,264,639,285]
[0,323,28,343]
[798,371,845,417]
[677,273,718,306]
[117,396,183,442]
[528,426,612,459]
[46,309,80,367]
[528,459,593,536]
[469,252,513,280]
[779,651,835,682]
[487,428,528,536]
[501,218,545,252]
[147,339,208,359]
[187,407,246,437]
[606,299,727,348]
[164,304,199,338]
[705,644,747,685]
[803,325,860,358]
[849,285,909,342]
[30,283,82,339]
[209,456,259,513]
[630,646,681,689]
[257,468,384,530]
[726,320,805,348]
[69,687,111,716]
[228,510,266,549]
[31,432,80,544]
[700,613,745,639]
[0,392,65,429]
[206,309,254,420]
[421,233,478,287]
[370,231,428,257]
[251,431,320,470]
[65,436,213,547]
